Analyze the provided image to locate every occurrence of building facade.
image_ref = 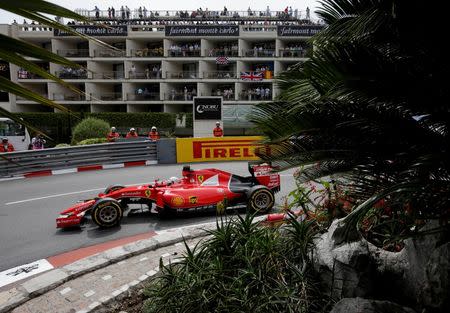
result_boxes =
[0,10,323,128]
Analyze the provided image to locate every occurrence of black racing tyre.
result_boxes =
[104,185,125,194]
[91,198,123,228]
[247,186,275,214]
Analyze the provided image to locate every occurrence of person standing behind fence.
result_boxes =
[213,121,223,137]
[107,127,121,142]
[31,133,46,150]
[0,138,15,152]
[126,128,138,138]
[148,126,160,141]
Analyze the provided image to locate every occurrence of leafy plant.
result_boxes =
[76,138,108,145]
[143,214,330,313]
[71,117,109,144]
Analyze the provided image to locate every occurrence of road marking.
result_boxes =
[4,182,151,205]
[0,259,53,288]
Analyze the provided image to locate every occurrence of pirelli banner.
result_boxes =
[176,136,267,163]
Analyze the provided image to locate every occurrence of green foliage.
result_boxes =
[143,214,329,313]
[251,0,450,242]
[54,143,70,148]
[71,118,109,145]
[89,112,176,128]
[76,138,108,145]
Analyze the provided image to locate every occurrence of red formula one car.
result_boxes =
[56,163,280,229]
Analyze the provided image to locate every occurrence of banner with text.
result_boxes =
[54,25,128,36]
[176,136,267,163]
[277,25,324,37]
[165,25,239,37]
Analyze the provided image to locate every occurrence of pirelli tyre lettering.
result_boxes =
[247,186,274,214]
[91,198,123,227]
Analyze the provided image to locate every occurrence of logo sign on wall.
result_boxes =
[194,97,222,120]
[54,25,128,36]
[0,61,10,101]
[165,25,239,37]
[277,25,324,37]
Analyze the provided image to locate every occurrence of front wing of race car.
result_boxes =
[56,199,96,228]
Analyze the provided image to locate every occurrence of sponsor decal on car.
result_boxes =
[121,192,141,196]
[189,196,198,204]
[171,196,184,206]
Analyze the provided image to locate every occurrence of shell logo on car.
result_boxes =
[171,196,185,206]
[176,136,269,163]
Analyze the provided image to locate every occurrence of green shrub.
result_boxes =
[143,214,329,313]
[71,118,110,145]
[55,143,71,148]
[76,138,108,145]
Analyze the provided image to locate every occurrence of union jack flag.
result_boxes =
[240,71,263,81]
[216,56,229,65]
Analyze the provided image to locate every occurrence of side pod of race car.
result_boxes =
[56,163,281,229]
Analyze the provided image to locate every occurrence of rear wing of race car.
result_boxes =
[248,161,281,192]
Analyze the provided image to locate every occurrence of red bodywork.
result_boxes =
[56,164,280,228]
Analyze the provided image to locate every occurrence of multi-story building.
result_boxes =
[0,9,323,128]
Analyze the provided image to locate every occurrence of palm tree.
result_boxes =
[251,0,449,242]
[0,0,109,133]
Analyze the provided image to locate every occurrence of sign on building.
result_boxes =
[165,25,239,37]
[193,97,223,137]
[54,25,128,36]
[277,25,324,37]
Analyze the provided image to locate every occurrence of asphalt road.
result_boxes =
[0,162,296,271]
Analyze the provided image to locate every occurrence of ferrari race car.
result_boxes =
[56,163,280,229]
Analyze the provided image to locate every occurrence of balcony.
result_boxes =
[92,71,125,79]
[57,49,89,57]
[94,49,126,57]
[90,92,123,101]
[203,71,237,79]
[130,48,164,57]
[129,71,162,79]
[168,49,201,57]
[164,91,197,101]
[127,92,160,101]
[279,48,308,58]
[205,49,239,57]
[56,69,87,79]
[239,90,272,101]
[53,93,86,101]
[165,71,198,79]
[242,49,276,57]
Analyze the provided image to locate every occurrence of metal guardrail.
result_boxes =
[0,141,157,177]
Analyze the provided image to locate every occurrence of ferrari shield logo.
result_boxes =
[189,196,197,204]
[145,189,151,198]
[197,175,204,183]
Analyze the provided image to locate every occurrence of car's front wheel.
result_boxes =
[247,186,274,214]
[91,198,123,228]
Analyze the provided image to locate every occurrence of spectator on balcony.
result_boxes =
[148,126,160,141]
[107,127,121,142]
[130,64,136,78]
[111,7,115,18]
[126,128,138,138]
[120,6,125,19]
[213,122,223,137]
[138,7,143,18]
[23,19,28,31]
[143,7,148,18]
[94,6,100,18]
[31,133,46,150]
[0,138,15,152]
[126,6,131,19]
[145,67,150,79]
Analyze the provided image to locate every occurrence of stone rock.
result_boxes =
[329,297,416,313]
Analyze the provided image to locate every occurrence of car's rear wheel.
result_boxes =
[92,198,123,228]
[247,186,274,214]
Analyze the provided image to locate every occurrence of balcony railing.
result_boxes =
[57,49,89,57]
[129,71,162,79]
[130,48,164,57]
[92,71,125,79]
[56,70,88,79]
[239,92,272,101]
[168,49,201,57]
[17,71,47,79]
[201,92,235,100]
[164,92,197,101]
[16,94,47,101]
[127,92,160,101]
[53,93,86,101]
[243,49,276,57]
[94,49,126,57]
[279,48,308,58]
[203,71,237,79]
[165,71,198,79]
[90,92,123,101]
[205,49,239,57]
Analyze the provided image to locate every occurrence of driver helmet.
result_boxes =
[169,176,179,183]
[151,126,157,131]
[111,126,116,132]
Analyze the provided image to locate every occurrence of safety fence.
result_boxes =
[0,140,157,177]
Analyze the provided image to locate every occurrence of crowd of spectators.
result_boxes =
[58,66,88,79]
[169,44,201,57]
[240,87,271,100]
[213,88,234,100]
